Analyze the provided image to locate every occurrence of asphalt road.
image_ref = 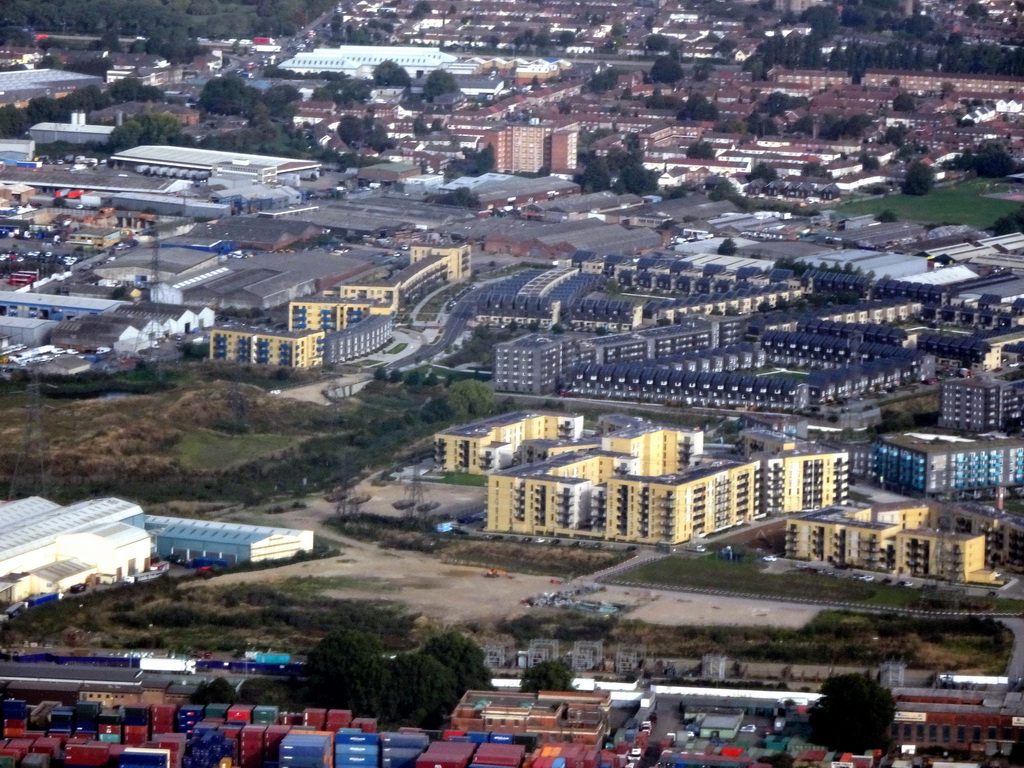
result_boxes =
[393,283,490,369]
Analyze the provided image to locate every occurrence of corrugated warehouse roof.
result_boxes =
[144,515,309,545]
[0,497,145,565]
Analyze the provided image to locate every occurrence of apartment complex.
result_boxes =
[493,335,578,395]
[938,377,1024,433]
[785,502,999,584]
[482,122,579,174]
[492,318,743,395]
[210,242,468,368]
[330,243,471,312]
[438,413,847,544]
[209,312,394,368]
[872,434,1024,497]
[433,411,586,475]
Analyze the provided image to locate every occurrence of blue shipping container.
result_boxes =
[335,734,381,746]
[488,736,513,745]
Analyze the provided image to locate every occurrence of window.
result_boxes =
[973,726,982,743]
[958,725,966,743]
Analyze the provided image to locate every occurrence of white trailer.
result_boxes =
[139,657,197,674]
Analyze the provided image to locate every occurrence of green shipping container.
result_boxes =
[0,756,16,768]
[252,706,279,725]
[205,704,231,719]
[99,733,122,743]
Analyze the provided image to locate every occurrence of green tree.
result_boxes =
[337,115,366,146]
[200,77,254,115]
[373,60,411,87]
[109,113,183,151]
[191,677,237,705]
[306,630,387,712]
[901,160,934,196]
[422,631,492,694]
[644,34,671,52]
[686,140,715,159]
[109,77,165,103]
[614,162,658,195]
[474,144,496,175]
[718,237,737,255]
[972,142,1016,177]
[877,209,898,222]
[809,674,895,753]
[649,55,683,84]
[521,660,574,693]
[749,162,778,183]
[892,92,916,112]
[385,652,457,727]
[424,69,459,100]
[446,379,494,418]
[575,156,612,192]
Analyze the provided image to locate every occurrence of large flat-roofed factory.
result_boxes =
[0,497,314,604]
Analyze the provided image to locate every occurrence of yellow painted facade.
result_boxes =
[288,297,391,332]
[785,503,997,583]
[761,450,849,515]
[602,426,703,476]
[434,412,585,474]
[210,326,324,368]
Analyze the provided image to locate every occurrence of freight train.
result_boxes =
[0,653,305,678]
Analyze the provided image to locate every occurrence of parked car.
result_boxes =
[68,583,87,594]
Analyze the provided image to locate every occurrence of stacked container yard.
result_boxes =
[47,708,74,736]
[3,700,28,738]
[239,724,266,768]
[183,727,233,768]
[280,733,331,768]
[123,708,150,747]
[74,704,102,738]
[416,739,476,768]
[381,730,429,768]
[150,708,176,740]
[177,708,204,735]
[99,709,123,743]
[121,747,172,768]
[334,728,380,768]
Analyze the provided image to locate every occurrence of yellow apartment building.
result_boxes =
[434,412,584,474]
[602,424,704,475]
[785,502,997,583]
[599,461,760,544]
[210,326,324,368]
[288,297,392,331]
[760,448,849,515]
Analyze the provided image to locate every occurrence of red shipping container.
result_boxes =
[2,725,25,739]
[24,732,46,740]
[442,732,466,741]
[227,706,254,724]
[65,743,111,766]
[417,758,470,768]
[99,725,121,736]
[474,746,524,768]
[30,738,61,758]
[123,726,149,747]
[302,710,326,730]
[263,725,291,761]
[351,719,377,734]
[6,739,35,757]
[325,711,352,731]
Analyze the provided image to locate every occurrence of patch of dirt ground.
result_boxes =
[217,499,819,629]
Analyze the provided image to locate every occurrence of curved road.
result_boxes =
[392,284,485,370]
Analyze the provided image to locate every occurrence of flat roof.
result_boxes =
[0,292,125,312]
[110,145,320,173]
[0,497,145,565]
[880,433,1024,453]
[144,515,309,545]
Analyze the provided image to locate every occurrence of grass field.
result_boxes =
[174,430,299,471]
[429,472,488,487]
[386,343,408,355]
[837,180,1022,228]
[622,555,1024,612]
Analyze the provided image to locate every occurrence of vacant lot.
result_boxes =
[838,180,1021,228]
[621,554,1024,612]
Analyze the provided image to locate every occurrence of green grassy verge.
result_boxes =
[428,472,488,487]
[386,343,408,355]
[174,430,299,471]
[837,180,1021,228]
[621,555,1024,612]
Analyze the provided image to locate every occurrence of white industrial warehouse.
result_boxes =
[0,497,314,605]
[279,45,458,78]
